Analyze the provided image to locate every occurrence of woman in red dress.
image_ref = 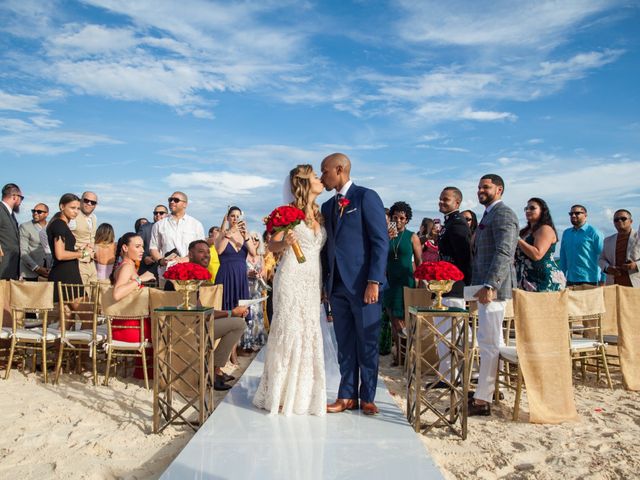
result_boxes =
[111,232,155,379]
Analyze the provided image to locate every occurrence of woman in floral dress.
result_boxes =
[515,197,566,292]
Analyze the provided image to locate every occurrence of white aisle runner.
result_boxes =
[161,352,444,480]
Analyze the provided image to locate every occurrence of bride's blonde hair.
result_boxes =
[290,164,323,226]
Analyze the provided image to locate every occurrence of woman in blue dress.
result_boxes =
[214,206,257,359]
[515,197,566,292]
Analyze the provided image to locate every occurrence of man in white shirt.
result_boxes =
[149,191,205,286]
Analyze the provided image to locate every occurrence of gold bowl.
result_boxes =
[171,280,203,310]
[427,280,454,310]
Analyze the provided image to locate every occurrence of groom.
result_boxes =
[320,153,389,415]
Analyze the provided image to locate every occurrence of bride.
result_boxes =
[253,164,330,416]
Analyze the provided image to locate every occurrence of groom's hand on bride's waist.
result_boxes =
[364,282,379,304]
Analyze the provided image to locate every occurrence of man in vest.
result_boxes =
[71,191,98,285]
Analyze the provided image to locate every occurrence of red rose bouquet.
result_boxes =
[264,205,307,263]
[163,262,211,309]
[163,262,212,281]
[414,261,464,282]
[414,261,464,310]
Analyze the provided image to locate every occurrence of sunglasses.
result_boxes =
[168,197,185,204]
[568,211,585,216]
[614,217,629,222]
[252,237,260,241]
[524,206,538,212]
[153,210,168,216]
[463,217,472,223]
[31,209,47,214]
[83,199,98,206]
[13,194,25,201]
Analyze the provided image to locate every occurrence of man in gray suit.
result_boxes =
[0,183,24,280]
[19,203,51,280]
[470,174,518,416]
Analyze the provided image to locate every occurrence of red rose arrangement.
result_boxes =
[337,197,351,217]
[163,262,211,281]
[265,205,306,234]
[414,261,464,282]
[264,205,307,263]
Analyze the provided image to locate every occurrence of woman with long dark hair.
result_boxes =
[515,197,565,291]
[47,193,93,302]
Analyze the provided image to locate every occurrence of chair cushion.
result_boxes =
[570,338,602,350]
[106,340,144,350]
[15,327,58,342]
[0,327,11,339]
[51,329,106,343]
[499,345,519,363]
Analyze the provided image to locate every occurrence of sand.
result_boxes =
[378,354,640,480]
[0,355,254,480]
[2,351,639,479]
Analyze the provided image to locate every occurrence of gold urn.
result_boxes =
[171,280,203,310]
[427,280,455,310]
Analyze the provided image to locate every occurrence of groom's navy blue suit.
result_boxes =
[322,183,388,403]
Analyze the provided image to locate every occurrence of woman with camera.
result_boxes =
[383,201,422,366]
[215,206,257,358]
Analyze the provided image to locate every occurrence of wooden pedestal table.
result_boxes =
[406,306,470,439]
[153,306,215,433]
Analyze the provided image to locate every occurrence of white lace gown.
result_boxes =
[253,222,327,416]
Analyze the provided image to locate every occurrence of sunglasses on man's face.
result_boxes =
[614,217,629,223]
[153,211,168,216]
[168,197,185,204]
[31,209,47,214]
[13,194,25,201]
[568,211,585,216]
[83,199,98,206]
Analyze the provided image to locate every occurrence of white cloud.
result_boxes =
[0,90,48,113]
[396,0,619,47]
[167,171,278,197]
[47,24,138,56]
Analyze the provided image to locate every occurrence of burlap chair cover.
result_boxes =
[616,286,640,391]
[100,286,150,318]
[10,280,54,310]
[199,284,223,310]
[567,288,605,317]
[513,289,578,423]
[404,287,438,367]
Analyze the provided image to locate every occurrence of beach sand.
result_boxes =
[378,353,640,479]
[0,355,254,479]
[2,352,639,479]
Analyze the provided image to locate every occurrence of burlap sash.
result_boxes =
[513,289,578,423]
[9,280,54,310]
[100,286,150,318]
[601,285,618,336]
[404,287,438,367]
[616,286,640,391]
[0,280,11,327]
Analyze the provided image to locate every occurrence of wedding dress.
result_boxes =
[253,222,329,416]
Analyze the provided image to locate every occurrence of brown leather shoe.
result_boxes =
[326,398,359,413]
[361,401,379,416]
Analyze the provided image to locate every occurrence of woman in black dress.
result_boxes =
[47,193,94,301]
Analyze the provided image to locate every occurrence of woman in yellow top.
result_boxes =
[207,226,221,280]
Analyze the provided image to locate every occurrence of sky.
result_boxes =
[1,0,639,240]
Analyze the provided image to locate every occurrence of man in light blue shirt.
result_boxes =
[560,204,604,286]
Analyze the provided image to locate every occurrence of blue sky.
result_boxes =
[1,0,639,240]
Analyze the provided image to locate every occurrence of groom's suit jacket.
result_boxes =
[471,201,519,301]
[321,184,388,297]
